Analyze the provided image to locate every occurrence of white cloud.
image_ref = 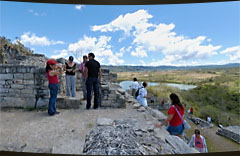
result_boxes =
[20,32,65,46]
[28,9,46,16]
[221,46,240,61]
[91,9,154,37]
[75,5,84,10]
[131,46,148,58]
[91,9,223,65]
[67,35,124,65]
[51,50,68,59]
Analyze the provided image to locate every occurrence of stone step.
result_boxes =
[56,96,83,109]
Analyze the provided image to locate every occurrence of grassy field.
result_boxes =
[117,67,240,126]
[117,70,219,85]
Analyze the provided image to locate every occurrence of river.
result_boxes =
[119,81,197,91]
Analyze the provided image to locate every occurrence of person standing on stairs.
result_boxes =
[64,56,78,97]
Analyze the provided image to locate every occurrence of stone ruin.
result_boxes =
[216,126,240,144]
[189,117,214,129]
[0,52,125,109]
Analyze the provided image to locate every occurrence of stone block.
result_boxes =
[97,118,114,126]
[14,73,24,79]
[137,107,146,112]
[15,80,23,84]
[20,89,34,95]
[5,80,14,85]
[117,88,126,95]
[11,84,24,89]
[8,89,21,94]
[36,98,48,108]
[0,80,5,85]
[24,73,34,80]
[0,67,5,73]
[17,67,27,73]
[24,80,35,85]
[0,88,9,93]
[101,100,112,107]
[0,97,25,108]
[0,74,13,80]
[64,98,80,109]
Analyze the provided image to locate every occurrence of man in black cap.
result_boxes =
[84,53,101,109]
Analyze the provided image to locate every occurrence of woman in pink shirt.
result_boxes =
[46,59,63,116]
[188,129,208,153]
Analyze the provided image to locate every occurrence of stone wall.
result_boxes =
[216,126,240,144]
[0,64,46,108]
[0,63,123,109]
[0,64,67,109]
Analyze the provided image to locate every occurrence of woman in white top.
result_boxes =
[137,81,148,107]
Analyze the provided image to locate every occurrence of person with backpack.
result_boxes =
[131,78,139,98]
[155,93,185,138]
[45,59,63,116]
[136,81,148,107]
[188,129,208,153]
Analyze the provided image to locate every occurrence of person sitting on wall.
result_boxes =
[188,129,208,153]
[137,81,148,107]
[45,59,63,116]
[131,78,139,99]
[64,56,78,97]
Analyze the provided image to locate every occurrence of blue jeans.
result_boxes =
[86,77,99,109]
[82,77,87,99]
[66,75,76,97]
[48,84,58,115]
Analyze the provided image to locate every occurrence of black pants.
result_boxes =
[86,77,99,109]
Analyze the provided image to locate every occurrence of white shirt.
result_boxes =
[207,117,211,123]
[137,87,148,107]
[132,81,139,90]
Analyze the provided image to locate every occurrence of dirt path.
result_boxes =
[0,106,149,154]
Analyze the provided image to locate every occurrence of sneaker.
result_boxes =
[55,111,60,115]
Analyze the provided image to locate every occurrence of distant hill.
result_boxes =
[102,63,240,72]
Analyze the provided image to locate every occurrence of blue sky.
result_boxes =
[1,1,239,66]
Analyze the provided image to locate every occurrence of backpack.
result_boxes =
[135,87,143,97]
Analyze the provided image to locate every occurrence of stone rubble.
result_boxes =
[83,118,199,155]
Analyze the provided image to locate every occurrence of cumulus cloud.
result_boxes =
[62,35,124,65]
[221,46,240,61]
[75,5,84,10]
[20,32,65,46]
[51,50,68,59]
[131,46,148,58]
[91,9,222,65]
[91,9,154,38]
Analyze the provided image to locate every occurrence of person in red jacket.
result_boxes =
[155,93,185,138]
[190,107,194,119]
[46,59,63,116]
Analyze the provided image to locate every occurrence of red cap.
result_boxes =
[47,59,57,65]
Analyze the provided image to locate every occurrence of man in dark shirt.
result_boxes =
[84,53,102,109]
